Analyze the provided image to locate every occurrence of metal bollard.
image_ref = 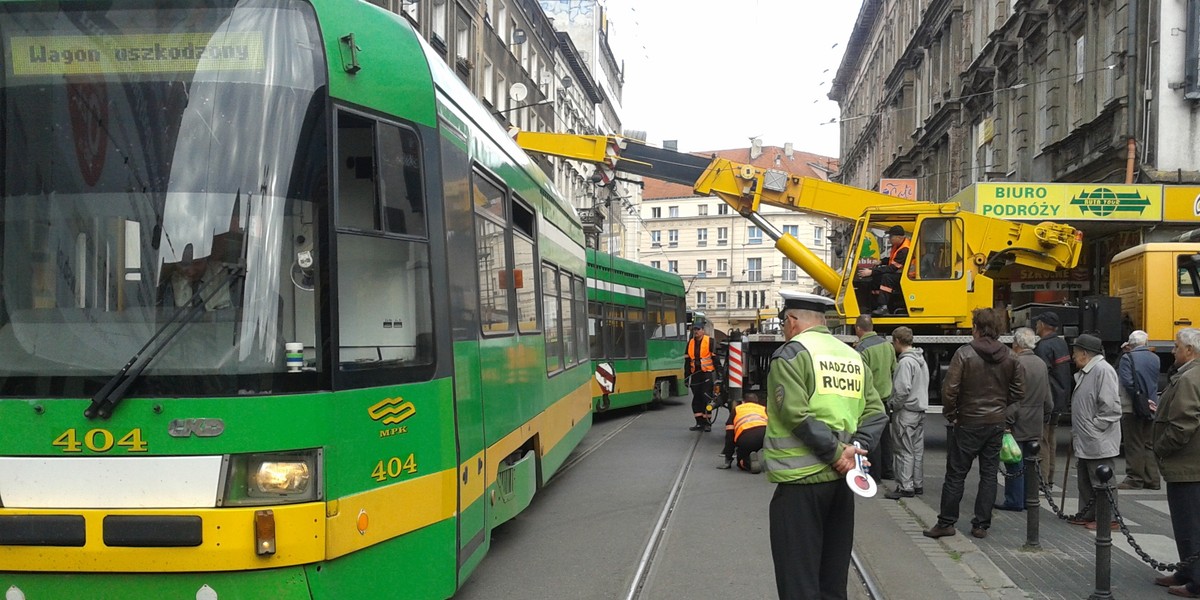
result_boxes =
[1090,463,1114,600]
[1023,440,1040,550]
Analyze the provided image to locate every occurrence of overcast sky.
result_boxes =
[603,0,864,158]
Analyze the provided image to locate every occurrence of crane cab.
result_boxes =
[840,210,980,331]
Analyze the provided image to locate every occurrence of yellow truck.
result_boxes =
[1110,242,1200,351]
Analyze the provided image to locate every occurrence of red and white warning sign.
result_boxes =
[727,342,743,389]
[594,362,616,394]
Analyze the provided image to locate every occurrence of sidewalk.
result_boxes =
[857,412,1180,599]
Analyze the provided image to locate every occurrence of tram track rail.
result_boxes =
[851,549,885,600]
[530,405,885,600]
[553,412,644,478]
[625,430,703,600]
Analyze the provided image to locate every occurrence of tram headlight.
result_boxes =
[254,460,311,494]
[221,449,322,506]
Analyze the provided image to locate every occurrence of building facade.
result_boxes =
[829,0,1200,303]
[640,145,839,334]
[831,0,1199,197]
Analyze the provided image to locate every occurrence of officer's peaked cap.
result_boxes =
[779,290,835,315]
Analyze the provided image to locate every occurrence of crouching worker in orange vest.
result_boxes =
[719,392,768,472]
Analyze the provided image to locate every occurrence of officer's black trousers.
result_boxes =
[770,479,854,600]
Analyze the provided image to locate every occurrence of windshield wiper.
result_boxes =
[84,264,246,419]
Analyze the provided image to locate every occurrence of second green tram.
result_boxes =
[586,249,687,411]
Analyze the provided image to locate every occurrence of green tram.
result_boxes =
[586,249,686,412]
[0,1,594,598]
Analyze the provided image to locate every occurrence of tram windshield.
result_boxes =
[0,0,327,396]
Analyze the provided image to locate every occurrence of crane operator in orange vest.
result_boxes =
[857,225,911,316]
[718,392,769,472]
[686,323,719,431]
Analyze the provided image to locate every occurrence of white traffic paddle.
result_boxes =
[845,441,877,498]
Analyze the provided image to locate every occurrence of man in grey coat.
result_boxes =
[1067,334,1123,530]
[997,327,1054,511]
[885,326,929,499]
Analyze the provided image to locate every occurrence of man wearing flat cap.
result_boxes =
[1033,312,1073,485]
[856,225,911,316]
[765,290,887,599]
[1067,333,1122,530]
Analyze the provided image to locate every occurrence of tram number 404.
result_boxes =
[372,454,418,482]
[53,428,148,453]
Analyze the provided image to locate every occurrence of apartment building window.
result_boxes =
[400,0,418,22]
[651,207,661,219]
[698,205,709,216]
[668,260,678,273]
[430,0,447,44]
[1071,33,1086,126]
[650,230,661,247]
[650,260,661,270]
[697,228,708,247]
[748,226,763,245]
[747,257,762,282]
[814,225,824,245]
[669,206,680,218]
[454,7,472,66]
[1034,50,1049,150]
[668,229,679,247]
[495,3,506,42]
[718,204,730,215]
[782,260,797,282]
[783,224,798,238]
[696,291,708,309]
[716,258,728,277]
[696,259,708,277]
[495,73,506,112]
[717,227,728,246]
[482,60,494,105]
[716,291,727,308]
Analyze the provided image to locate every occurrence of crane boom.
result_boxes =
[515,131,1082,328]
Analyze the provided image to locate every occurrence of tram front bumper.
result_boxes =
[0,502,325,572]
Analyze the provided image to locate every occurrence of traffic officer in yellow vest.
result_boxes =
[686,323,718,431]
[766,291,888,600]
[719,392,769,472]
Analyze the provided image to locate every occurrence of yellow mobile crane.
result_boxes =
[517,132,1083,330]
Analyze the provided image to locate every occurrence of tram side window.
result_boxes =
[606,304,627,359]
[513,197,538,333]
[627,306,647,357]
[676,296,686,340]
[560,270,576,365]
[543,262,562,373]
[335,111,434,378]
[645,291,662,340]
[589,300,604,359]
[473,172,511,333]
[574,276,588,363]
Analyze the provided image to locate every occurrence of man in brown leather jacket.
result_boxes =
[924,307,1024,540]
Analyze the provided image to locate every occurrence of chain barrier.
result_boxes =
[1035,467,1096,520]
[1102,486,1200,573]
[999,460,1025,479]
